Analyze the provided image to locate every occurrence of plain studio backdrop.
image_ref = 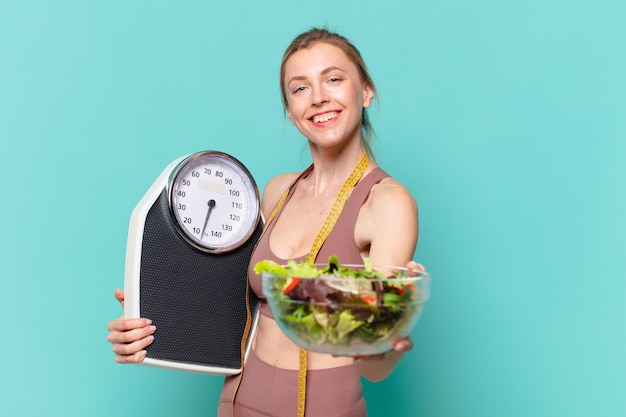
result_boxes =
[1,1,624,416]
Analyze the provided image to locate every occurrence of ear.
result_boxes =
[287,111,294,125]
[362,84,374,108]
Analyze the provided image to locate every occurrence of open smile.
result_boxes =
[310,111,340,124]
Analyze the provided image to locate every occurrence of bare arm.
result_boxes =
[353,179,421,381]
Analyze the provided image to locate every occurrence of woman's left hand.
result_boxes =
[353,260,425,368]
[353,336,413,363]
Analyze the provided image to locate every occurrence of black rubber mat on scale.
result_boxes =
[139,189,261,371]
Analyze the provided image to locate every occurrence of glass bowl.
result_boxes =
[262,264,430,356]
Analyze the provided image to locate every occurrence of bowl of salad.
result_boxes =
[255,256,430,357]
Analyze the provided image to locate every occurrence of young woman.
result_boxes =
[108,28,424,417]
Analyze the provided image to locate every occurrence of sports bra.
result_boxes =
[248,167,389,318]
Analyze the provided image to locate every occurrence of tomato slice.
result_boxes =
[391,284,405,295]
[283,277,301,294]
[361,295,377,305]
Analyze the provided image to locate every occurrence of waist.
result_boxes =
[253,313,354,370]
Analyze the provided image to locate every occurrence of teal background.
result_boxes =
[1,1,624,416]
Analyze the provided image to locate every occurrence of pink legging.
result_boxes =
[218,350,367,417]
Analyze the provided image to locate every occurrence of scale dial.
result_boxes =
[168,151,260,253]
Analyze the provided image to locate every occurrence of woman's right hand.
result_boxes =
[107,289,156,364]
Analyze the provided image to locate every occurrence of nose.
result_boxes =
[311,86,329,106]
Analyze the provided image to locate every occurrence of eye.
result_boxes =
[292,85,307,94]
[327,75,343,84]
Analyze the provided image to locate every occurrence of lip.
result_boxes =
[309,110,341,126]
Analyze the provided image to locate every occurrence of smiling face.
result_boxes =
[283,42,373,151]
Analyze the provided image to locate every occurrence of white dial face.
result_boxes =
[169,152,260,252]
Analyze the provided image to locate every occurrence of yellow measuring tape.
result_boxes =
[296,150,369,416]
[235,150,369,417]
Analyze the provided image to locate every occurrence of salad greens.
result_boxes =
[254,255,385,279]
[254,256,422,352]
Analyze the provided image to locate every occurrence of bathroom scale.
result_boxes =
[124,151,262,374]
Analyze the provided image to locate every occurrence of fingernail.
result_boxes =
[145,319,152,325]
[149,325,157,333]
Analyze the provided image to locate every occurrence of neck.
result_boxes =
[306,142,369,195]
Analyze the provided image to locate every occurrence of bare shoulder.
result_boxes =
[356,175,419,265]
[260,172,299,218]
[367,176,418,214]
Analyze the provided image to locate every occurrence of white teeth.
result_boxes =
[313,112,338,123]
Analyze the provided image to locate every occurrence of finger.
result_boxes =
[107,321,156,344]
[406,261,426,276]
[114,289,125,307]
[114,348,149,364]
[393,337,413,352]
[112,333,155,357]
[107,317,152,332]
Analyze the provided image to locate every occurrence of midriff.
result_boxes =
[252,314,354,370]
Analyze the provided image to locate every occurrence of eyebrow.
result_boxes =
[287,66,347,85]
